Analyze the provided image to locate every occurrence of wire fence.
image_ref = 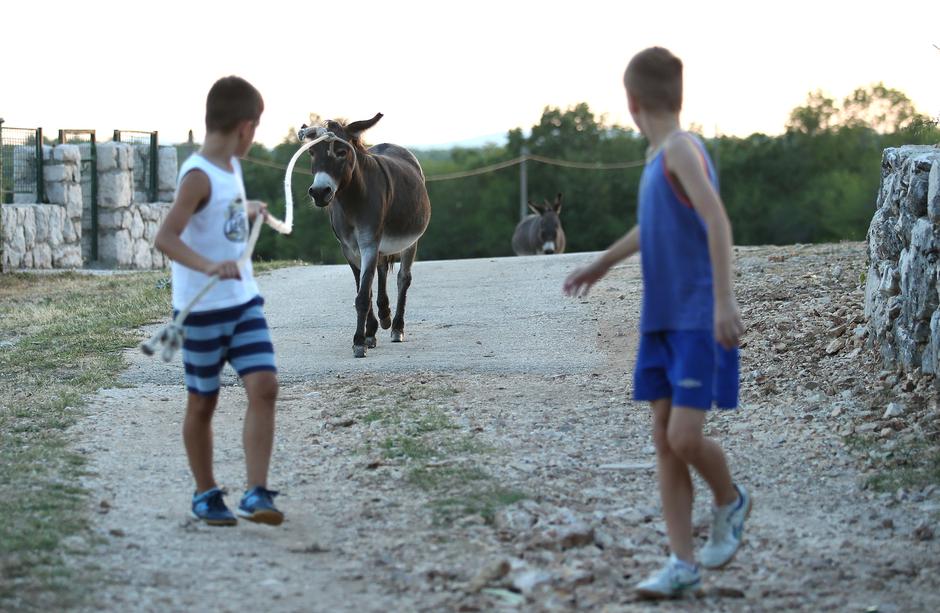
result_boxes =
[0,123,44,204]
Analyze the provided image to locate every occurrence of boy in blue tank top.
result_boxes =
[155,76,283,527]
[564,47,750,599]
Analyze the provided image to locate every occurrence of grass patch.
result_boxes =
[357,380,526,524]
[0,271,169,609]
[845,433,940,493]
[430,487,529,526]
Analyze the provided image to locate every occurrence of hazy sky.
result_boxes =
[3,0,938,149]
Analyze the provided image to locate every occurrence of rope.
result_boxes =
[141,133,333,361]
[240,151,646,182]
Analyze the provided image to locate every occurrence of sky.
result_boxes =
[2,0,939,150]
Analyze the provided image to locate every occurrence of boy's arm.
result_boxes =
[154,171,241,280]
[665,136,743,348]
[563,225,639,297]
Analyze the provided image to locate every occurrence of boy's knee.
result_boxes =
[187,393,219,418]
[652,424,672,455]
[246,371,278,404]
[666,427,701,460]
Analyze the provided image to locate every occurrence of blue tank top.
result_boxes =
[637,134,719,333]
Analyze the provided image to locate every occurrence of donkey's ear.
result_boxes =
[553,192,562,213]
[528,201,542,215]
[346,113,384,135]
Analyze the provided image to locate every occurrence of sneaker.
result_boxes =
[237,486,284,526]
[699,483,752,569]
[635,554,702,599]
[191,487,237,526]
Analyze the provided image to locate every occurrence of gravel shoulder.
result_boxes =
[71,245,940,612]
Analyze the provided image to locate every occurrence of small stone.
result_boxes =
[830,407,844,419]
[881,518,895,530]
[879,427,894,438]
[883,403,905,419]
[109,528,125,537]
[825,339,844,355]
[913,522,934,541]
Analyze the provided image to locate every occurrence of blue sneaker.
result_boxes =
[191,487,237,526]
[237,486,284,526]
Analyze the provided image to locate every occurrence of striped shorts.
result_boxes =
[178,295,277,396]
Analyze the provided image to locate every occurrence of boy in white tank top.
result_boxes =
[155,76,283,526]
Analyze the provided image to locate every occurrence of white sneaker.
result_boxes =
[699,483,752,569]
[635,554,701,599]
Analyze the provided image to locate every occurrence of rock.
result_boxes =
[511,569,553,594]
[468,559,511,592]
[825,339,844,355]
[883,403,905,419]
[913,522,934,541]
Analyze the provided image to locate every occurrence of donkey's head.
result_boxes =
[528,193,563,254]
[299,113,383,207]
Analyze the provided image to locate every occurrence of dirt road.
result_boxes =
[72,246,940,612]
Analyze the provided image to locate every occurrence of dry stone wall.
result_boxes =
[2,142,176,271]
[1,145,83,270]
[865,145,940,383]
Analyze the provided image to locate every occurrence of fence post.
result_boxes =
[90,131,98,261]
[0,118,4,205]
[36,128,44,204]
[113,129,121,142]
[150,131,158,202]
[519,145,528,221]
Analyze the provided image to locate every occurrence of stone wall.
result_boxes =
[2,145,83,270]
[2,142,176,271]
[865,145,940,382]
[96,142,172,269]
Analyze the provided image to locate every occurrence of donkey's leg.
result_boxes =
[376,256,392,330]
[365,256,384,349]
[391,244,417,343]
[354,243,380,358]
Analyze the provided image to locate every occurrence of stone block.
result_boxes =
[65,185,83,218]
[158,190,175,203]
[54,145,81,164]
[929,160,940,223]
[51,208,65,246]
[132,241,153,269]
[1,207,17,243]
[903,175,929,218]
[53,245,82,269]
[33,206,48,243]
[158,146,178,191]
[45,181,68,206]
[99,230,134,266]
[130,209,145,240]
[33,243,52,269]
[925,309,940,375]
[98,171,133,208]
[867,207,902,263]
[21,207,36,248]
[117,143,135,170]
[43,163,71,183]
[97,209,126,230]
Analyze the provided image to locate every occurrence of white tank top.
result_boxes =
[171,154,260,312]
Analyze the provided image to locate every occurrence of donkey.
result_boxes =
[511,193,566,255]
[299,113,431,358]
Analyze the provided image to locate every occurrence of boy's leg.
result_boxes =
[666,406,737,507]
[242,370,278,488]
[183,391,220,493]
[651,398,696,563]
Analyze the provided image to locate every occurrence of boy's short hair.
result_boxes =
[623,47,683,113]
[205,76,264,133]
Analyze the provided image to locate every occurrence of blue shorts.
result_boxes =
[178,295,277,396]
[633,330,739,410]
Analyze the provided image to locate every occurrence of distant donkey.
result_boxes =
[511,193,566,255]
[299,113,431,358]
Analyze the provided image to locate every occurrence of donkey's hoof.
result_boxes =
[391,330,405,343]
[380,316,392,330]
[353,345,366,358]
[366,336,377,349]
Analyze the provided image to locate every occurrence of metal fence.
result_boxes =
[114,129,158,202]
[0,120,44,204]
[59,129,98,261]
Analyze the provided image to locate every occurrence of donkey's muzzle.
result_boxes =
[309,185,335,207]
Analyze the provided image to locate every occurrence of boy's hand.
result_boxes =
[246,200,269,221]
[715,296,744,349]
[563,260,610,297]
[204,259,241,280]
